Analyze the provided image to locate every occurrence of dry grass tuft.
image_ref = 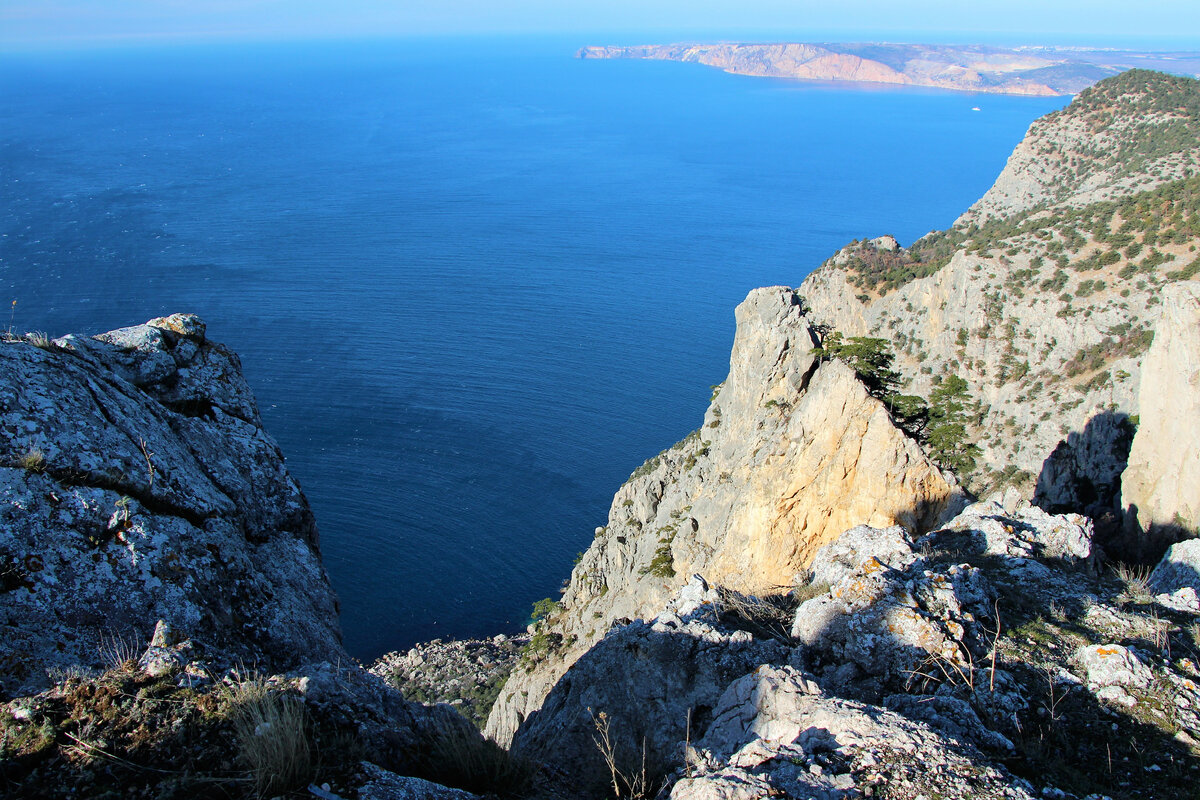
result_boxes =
[715,587,801,642]
[224,675,312,798]
[25,332,54,350]
[18,447,46,474]
[1114,562,1154,604]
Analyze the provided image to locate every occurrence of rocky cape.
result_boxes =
[578,42,1200,96]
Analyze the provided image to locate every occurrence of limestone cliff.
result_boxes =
[486,287,964,745]
[800,70,1200,507]
[0,315,343,697]
[1121,281,1200,541]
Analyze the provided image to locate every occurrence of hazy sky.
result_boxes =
[5,0,1200,49]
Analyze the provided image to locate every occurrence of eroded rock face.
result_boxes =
[1121,281,1200,548]
[1149,539,1200,607]
[0,316,342,697]
[487,288,963,745]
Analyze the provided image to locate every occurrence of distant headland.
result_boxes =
[578,41,1200,96]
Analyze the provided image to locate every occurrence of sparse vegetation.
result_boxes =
[17,446,46,473]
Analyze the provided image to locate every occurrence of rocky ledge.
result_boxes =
[0,315,342,696]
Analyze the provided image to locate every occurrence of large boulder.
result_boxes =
[1122,282,1200,552]
[0,316,343,697]
[673,665,1039,800]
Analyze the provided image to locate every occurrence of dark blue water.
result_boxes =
[0,37,1068,661]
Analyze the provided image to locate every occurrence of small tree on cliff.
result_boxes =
[925,375,980,475]
[814,332,928,436]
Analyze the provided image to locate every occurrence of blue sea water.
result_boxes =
[0,37,1067,661]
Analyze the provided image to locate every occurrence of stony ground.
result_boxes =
[370,634,529,730]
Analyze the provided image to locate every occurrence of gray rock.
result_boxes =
[1075,644,1153,690]
[0,316,342,697]
[357,762,482,800]
[1149,539,1200,599]
[507,592,788,795]
[806,524,917,587]
[678,665,1037,800]
[920,500,1096,571]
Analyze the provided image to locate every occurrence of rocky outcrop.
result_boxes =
[504,499,1200,798]
[509,583,788,795]
[0,315,342,697]
[1121,281,1200,545]
[673,665,1039,800]
[487,287,963,745]
[0,316,513,800]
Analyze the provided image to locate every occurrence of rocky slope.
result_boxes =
[487,286,966,745]
[506,496,1200,799]
[799,70,1200,513]
[580,43,1200,96]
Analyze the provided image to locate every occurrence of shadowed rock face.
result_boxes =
[487,287,964,746]
[0,315,343,697]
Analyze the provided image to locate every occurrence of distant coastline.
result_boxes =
[578,41,1200,96]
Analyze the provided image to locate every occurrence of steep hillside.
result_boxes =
[801,70,1200,506]
[487,287,965,744]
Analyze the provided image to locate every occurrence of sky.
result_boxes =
[3,0,1200,49]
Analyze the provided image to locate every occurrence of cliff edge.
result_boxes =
[487,287,965,745]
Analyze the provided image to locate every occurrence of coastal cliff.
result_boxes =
[474,68,1200,798]
[579,43,1200,96]
[486,286,965,746]
[0,317,507,799]
[0,314,343,695]
[5,68,1200,800]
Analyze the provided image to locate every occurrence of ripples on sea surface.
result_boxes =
[0,37,1068,659]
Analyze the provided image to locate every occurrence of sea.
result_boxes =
[0,36,1068,661]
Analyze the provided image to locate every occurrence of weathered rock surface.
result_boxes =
[673,665,1039,800]
[1121,281,1200,543]
[358,762,482,800]
[487,287,963,745]
[0,315,342,697]
[1149,539,1200,600]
